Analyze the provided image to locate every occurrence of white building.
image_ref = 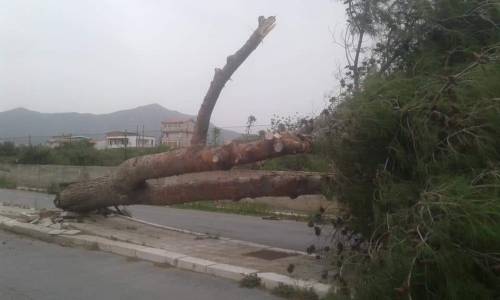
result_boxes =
[99,131,156,149]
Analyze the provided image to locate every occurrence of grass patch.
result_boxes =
[0,177,16,189]
[46,182,60,194]
[271,284,319,300]
[259,154,331,172]
[85,242,99,251]
[239,274,261,288]
[173,201,272,217]
[174,201,317,221]
[0,141,171,166]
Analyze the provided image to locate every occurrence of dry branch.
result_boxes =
[55,170,331,212]
[191,16,276,145]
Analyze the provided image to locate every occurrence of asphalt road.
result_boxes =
[0,230,279,300]
[130,205,316,251]
[0,188,315,251]
[0,189,54,210]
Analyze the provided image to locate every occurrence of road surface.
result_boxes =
[0,188,315,251]
[130,205,316,251]
[0,189,54,210]
[0,230,278,300]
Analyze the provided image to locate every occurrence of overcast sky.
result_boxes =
[0,0,346,129]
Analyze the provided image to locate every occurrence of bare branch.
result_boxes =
[191,16,276,145]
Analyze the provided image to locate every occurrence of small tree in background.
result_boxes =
[0,142,17,157]
[246,115,257,137]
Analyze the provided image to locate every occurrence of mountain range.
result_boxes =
[0,104,241,145]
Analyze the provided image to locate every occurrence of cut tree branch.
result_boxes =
[113,132,311,191]
[55,170,332,212]
[56,132,313,210]
[191,16,276,145]
[54,16,331,213]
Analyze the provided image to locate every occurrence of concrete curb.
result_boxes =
[0,215,331,298]
[118,215,312,257]
[16,186,48,193]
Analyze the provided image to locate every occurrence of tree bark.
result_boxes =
[54,16,330,213]
[55,170,331,212]
[56,132,313,211]
[113,132,310,191]
[191,16,276,145]
[352,29,364,93]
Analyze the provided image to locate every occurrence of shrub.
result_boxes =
[319,64,500,299]
[317,1,500,298]
[7,142,170,166]
[0,176,16,189]
[271,283,318,300]
[239,274,261,288]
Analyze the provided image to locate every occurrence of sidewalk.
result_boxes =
[0,204,333,298]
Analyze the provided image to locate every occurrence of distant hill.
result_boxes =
[0,104,241,145]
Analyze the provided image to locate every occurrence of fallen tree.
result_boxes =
[55,16,331,212]
[55,170,329,212]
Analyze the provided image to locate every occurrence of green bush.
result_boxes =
[8,142,170,166]
[0,142,17,156]
[239,274,261,288]
[322,66,500,299]
[319,1,500,298]
[260,154,331,173]
[18,145,54,164]
[271,283,318,300]
[174,201,271,216]
[0,176,16,189]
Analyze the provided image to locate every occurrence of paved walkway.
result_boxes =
[70,214,325,281]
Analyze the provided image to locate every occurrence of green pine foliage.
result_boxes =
[321,0,500,298]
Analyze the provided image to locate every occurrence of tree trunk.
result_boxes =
[191,16,276,145]
[55,132,313,210]
[55,16,329,213]
[55,170,331,212]
[113,132,311,192]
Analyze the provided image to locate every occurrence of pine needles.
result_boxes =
[320,1,500,298]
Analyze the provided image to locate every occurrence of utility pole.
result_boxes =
[136,125,139,147]
[142,124,145,148]
[124,129,128,160]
